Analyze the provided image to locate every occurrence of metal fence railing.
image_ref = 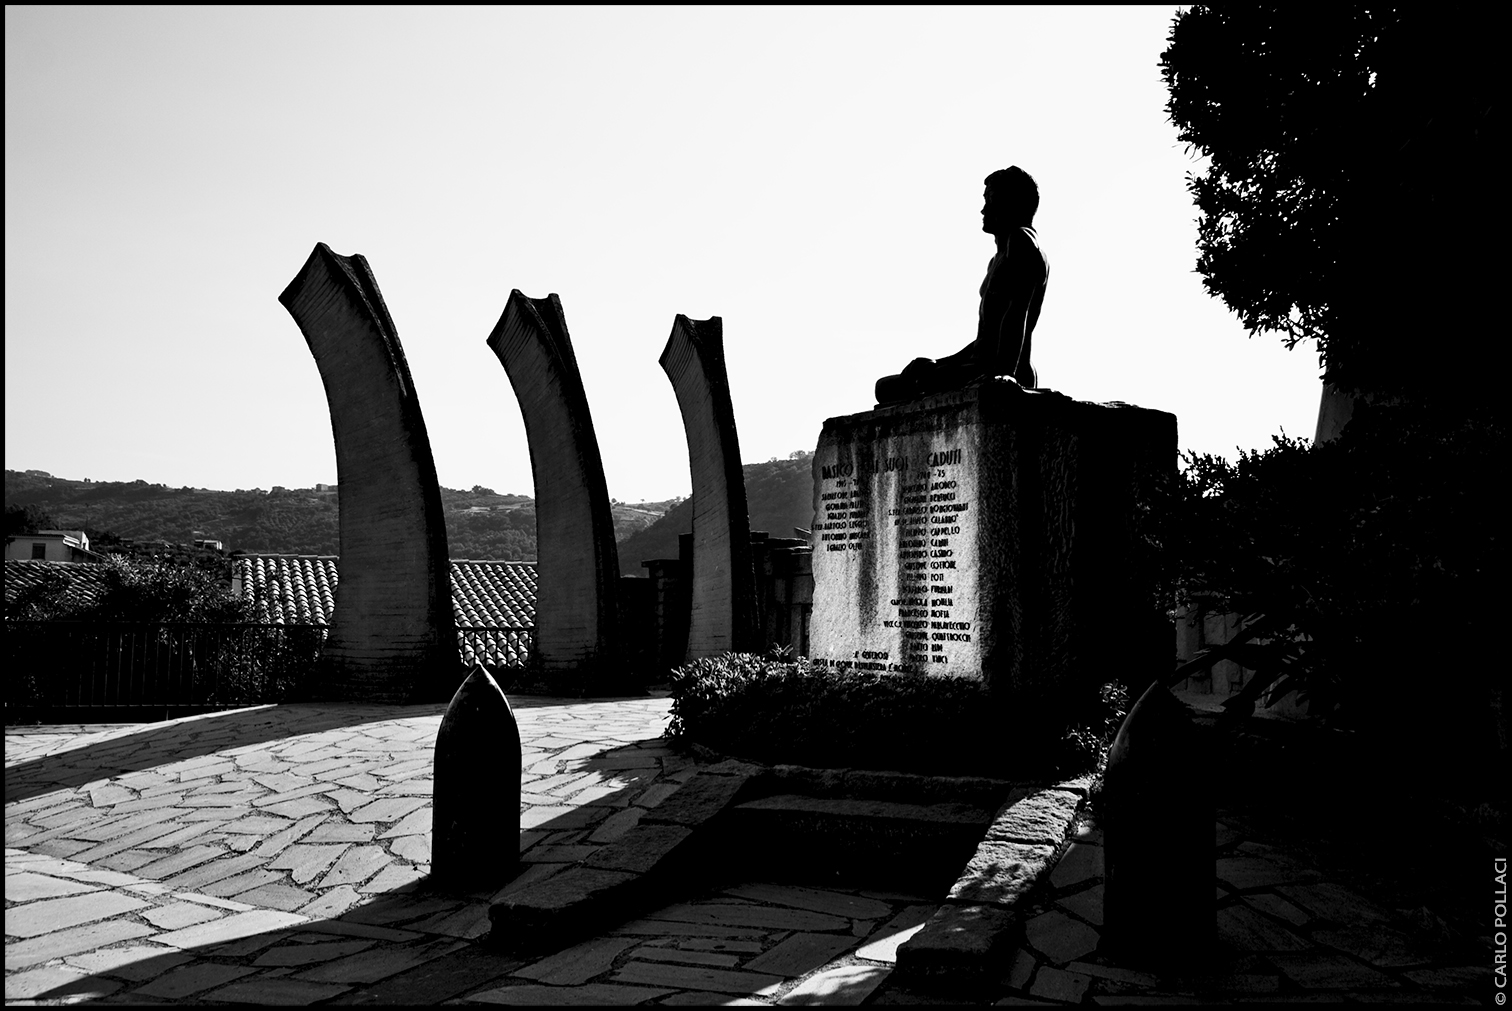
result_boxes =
[6,621,535,719]
[5,621,328,715]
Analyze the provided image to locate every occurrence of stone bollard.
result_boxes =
[431,665,521,892]
[1101,681,1213,967]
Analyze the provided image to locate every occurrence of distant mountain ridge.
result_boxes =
[615,453,815,575]
[3,469,675,561]
[5,457,815,566]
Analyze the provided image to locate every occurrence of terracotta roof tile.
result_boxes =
[8,557,539,667]
[231,555,538,631]
[3,560,113,611]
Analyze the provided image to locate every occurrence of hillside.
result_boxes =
[616,453,815,574]
[4,470,676,561]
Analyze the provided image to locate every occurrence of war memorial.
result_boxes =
[6,164,1493,1005]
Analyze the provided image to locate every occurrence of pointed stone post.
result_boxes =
[432,665,521,891]
[279,243,457,703]
[660,316,756,659]
[1101,681,1214,967]
[487,291,623,676]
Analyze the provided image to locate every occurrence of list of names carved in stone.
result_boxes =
[815,442,976,675]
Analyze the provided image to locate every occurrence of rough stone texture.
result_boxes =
[946,839,1056,906]
[894,903,1018,983]
[660,314,757,659]
[988,789,1082,846]
[432,666,521,891]
[279,243,458,703]
[487,290,622,674]
[810,381,1174,700]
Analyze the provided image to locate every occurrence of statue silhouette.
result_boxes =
[876,167,1049,404]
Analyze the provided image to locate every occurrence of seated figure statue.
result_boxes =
[876,166,1049,404]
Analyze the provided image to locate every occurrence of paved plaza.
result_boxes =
[5,697,1494,1005]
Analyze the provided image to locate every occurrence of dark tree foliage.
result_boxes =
[1170,401,1505,768]
[14,555,251,625]
[1162,6,1500,397]
[4,503,58,536]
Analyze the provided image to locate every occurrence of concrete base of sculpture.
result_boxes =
[809,380,1174,716]
[431,666,521,892]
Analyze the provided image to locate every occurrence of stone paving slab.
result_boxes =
[10,696,1495,1005]
[7,696,976,1006]
[875,808,1494,1006]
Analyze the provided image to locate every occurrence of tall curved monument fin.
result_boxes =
[278,243,458,703]
[487,290,622,674]
[660,315,756,659]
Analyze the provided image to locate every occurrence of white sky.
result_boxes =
[5,5,1321,502]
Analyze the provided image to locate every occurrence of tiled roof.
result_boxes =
[8,557,539,667]
[449,560,537,628]
[234,555,538,668]
[4,560,113,611]
[232,555,537,629]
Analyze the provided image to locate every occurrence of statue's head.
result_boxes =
[982,166,1039,234]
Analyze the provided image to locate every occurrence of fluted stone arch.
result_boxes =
[487,291,622,672]
[279,243,457,703]
[661,315,756,659]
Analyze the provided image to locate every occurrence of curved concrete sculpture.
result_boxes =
[279,243,458,703]
[487,291,622,673]
[660,315,756,659]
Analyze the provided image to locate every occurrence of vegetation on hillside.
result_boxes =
[617,452,814,575]
[4,470,674,560]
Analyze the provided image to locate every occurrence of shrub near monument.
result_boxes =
[666,652,1129,781]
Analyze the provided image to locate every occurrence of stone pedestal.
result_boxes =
[809,381,1174,711]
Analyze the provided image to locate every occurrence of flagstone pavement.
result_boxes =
[5,698,1496,1005]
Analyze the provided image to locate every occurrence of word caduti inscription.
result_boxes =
[814,444,979,676]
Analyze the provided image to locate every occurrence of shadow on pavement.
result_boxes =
[2,695,649,806]
[11,742,690,1005]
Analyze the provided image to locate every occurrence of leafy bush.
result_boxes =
[1167,400,1505,769]
[668,652,1128,780]
[7,557,322,714]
